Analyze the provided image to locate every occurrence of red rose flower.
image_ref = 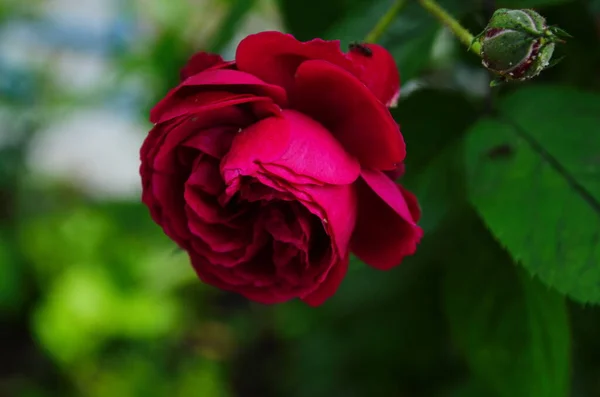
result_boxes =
[140,31,422,306]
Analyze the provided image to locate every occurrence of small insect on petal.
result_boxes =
[349,42,373,57]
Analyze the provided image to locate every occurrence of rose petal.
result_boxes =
[301,255,349,306]
[191,249,303,304]
[188,218,268,267]
[351,169,422,270]
[184,189,231,224]
[238,180,288,203]
[187,212,249,253]
[149,171,190,247]
[235,31,353,92]
[399,185,422,223]
[186,156,224,195]
[272,241,300,268]
[258,164,325,185]
[274,110,360,184]
[385,163,406,181]
[141,120,185,231]
[295,182,356,259]
[221,116,290,182]
[150,69,287,123]
[292,60,405,170]
[263,205,306,249]
[180,52,235,81]
[152,107,249,171]
[152,92,263,125]
[347,43,400,107]
[141,118,184,170]
[221,110,360,185]
[361,168,413,218]
[181,126,237,159]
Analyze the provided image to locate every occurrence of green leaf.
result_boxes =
[465,85,600,303]
[443,209,571,397]
[499,86,600,203]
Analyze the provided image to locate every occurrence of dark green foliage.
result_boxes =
[465,86,600,304]
[442,209,570,397]
[277,0,374,40]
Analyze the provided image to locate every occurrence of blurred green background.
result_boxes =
[1,0,600,396]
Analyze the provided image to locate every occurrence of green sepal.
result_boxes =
[546,56,565,70]
[549,26,573,39]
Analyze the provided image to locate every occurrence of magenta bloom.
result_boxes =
[140,31,422,305]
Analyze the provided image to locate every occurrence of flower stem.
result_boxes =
[364,0,408,43]
[418,0,482,56]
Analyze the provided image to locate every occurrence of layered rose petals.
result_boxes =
[236,31,354,92]
[150,69,287,124]
[140,31,421,305]
[236,31,401,107]
[218,110,358,304]
[221,110,359,254]
[292,60,405,170]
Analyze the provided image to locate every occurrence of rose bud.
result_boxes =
[140,32,422,306]
[474,8,570,85]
